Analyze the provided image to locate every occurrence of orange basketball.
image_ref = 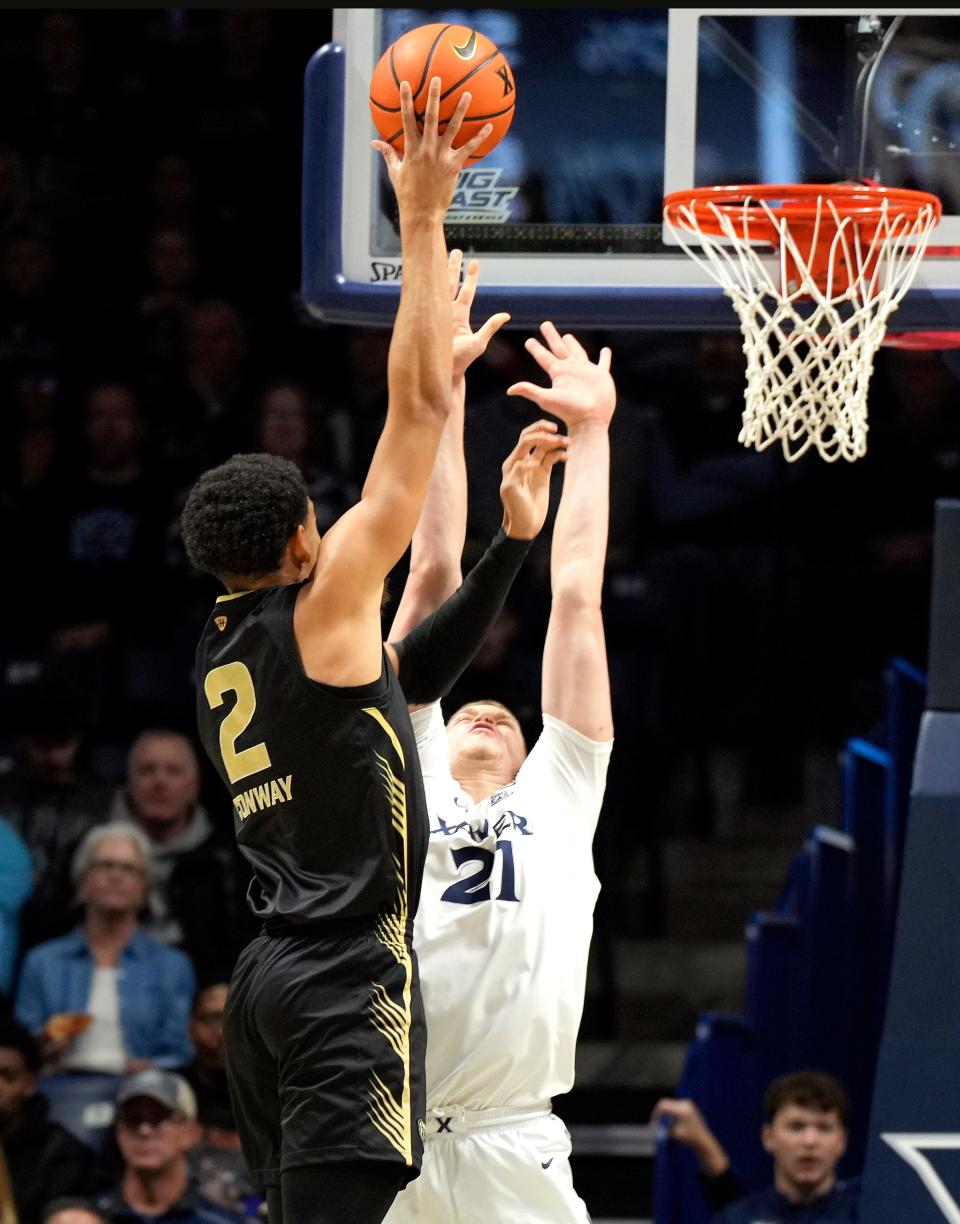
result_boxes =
[369,22,516,166]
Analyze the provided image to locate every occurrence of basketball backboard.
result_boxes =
[302,8,960,328]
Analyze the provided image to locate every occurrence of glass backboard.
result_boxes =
[301,8,960,328]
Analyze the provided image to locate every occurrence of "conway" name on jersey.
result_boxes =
[233,774,293,821]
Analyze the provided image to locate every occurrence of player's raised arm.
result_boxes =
[301,81,492,631]
[388,251,510,643]
[387,417,566,708]
[508,322,616,740]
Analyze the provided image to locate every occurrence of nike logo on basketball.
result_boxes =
[452,30,478,60]
[541,1158,554,1169]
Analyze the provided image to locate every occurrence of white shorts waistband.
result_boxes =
[426,1104,552,1137]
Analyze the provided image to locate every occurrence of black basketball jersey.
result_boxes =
[194,582,428,927]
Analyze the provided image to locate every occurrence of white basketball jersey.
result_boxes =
[410,701,612,1111]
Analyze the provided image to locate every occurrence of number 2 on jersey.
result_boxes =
[441,841,520,905]
[203,661,272,784]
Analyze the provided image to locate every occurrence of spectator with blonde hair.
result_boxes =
[15,819,195,1074]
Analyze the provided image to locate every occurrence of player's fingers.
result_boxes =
[371,141,400,174]
[517,418,558,440]
[523,431,568,460]
[474,311,511,347]
[562,332,589,360]
[541,447,568,471]
[503,425,552,469]
[448,249,464,299]
[505,380,549,408]
[440,90,472,150]
[535,434,569,462]
[502,426,562,476]
[453,122,493,166]
[598,346,613,372]
[542,431,570,450]
[456,258,480,311]
[508,383,568,419]
[522,336,558,374]
[540,321,570,359]
[422,77,441,142]
[398,81,419,152]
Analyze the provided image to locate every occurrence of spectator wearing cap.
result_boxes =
[14,821,195,1075]
[96,1070,244,1223]
[42,1201,109,1224]
[0,1014,97,1224]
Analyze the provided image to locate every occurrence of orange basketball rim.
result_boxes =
[664,182,941,297]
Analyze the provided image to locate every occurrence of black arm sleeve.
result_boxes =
[699,1166,748,1213]
[392,528,532,704]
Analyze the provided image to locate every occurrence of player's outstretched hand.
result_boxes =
[372,78,493,220]
[499,419,568,541]
[507,322,616,429]
[449,249,511,382]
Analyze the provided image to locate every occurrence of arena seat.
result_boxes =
[745,910,804,1091]
[652,1011,763,1224]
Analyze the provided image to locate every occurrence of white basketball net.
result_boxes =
[665,193,940,462]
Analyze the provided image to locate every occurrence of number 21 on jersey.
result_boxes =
[203,661,272,783]
[441,841,520,905]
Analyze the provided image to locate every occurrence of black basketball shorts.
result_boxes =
[223,920,426,1189]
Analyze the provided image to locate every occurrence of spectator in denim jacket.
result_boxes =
[14,821,194,1073]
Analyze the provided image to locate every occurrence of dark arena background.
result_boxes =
[2,10,960,1224]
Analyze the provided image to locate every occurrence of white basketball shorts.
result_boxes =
[383,1105,591,1224]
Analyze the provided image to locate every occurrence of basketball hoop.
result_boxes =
[663,183,942,462]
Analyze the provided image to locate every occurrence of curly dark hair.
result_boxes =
[180,452,310,581]
[763,1071,849,1125]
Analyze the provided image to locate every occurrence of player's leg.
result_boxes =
[282,1162,405,1223]
[268,930,427,1210]
[383,1138,453,1221]
[265,1185,283,1224]
[456,1114,591,1224]
[223,937,284,1210]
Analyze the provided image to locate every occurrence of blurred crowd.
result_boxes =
[2,10,960,1220]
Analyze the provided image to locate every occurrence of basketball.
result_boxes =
[369,22,516,165]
